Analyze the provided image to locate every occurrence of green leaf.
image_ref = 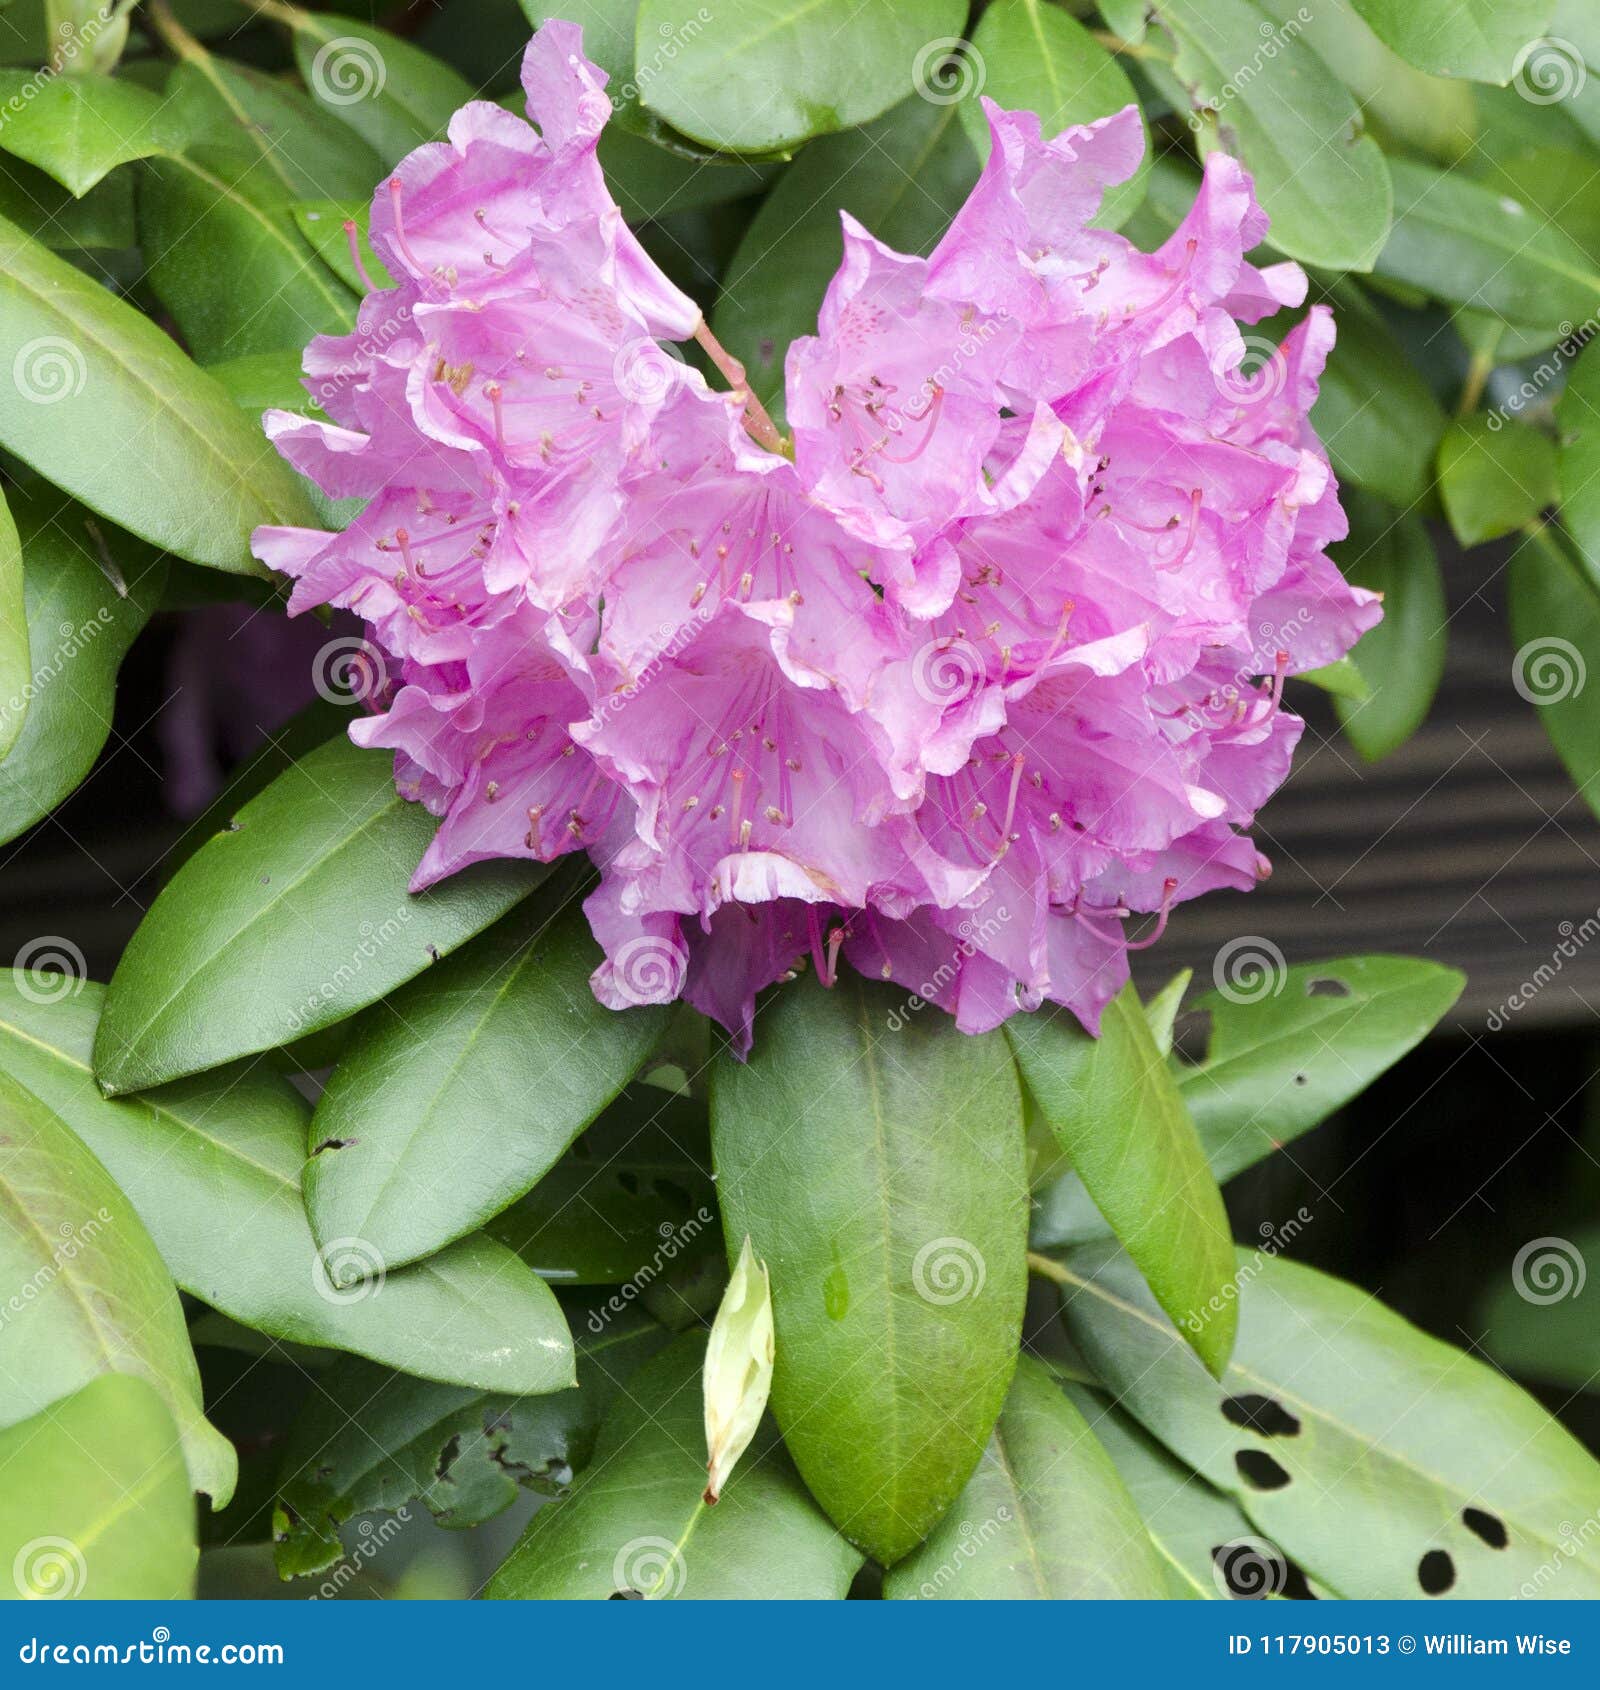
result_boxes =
[1055,1242,1600,1599]
[0,1066,235,1504]
[0,492,166,845]
[1008,986,1236,1377]
[1507,527,1600,821]
[0,487,25,764]
[600,125,781,220]
[483,1084,718,1284]
[636,0,967,154]
[1438,414,1559,546]
[1347,0,1556,84]
[161,55,383,202]
[291,199,391,294]
[712,93,978,412]
[1377,156,1600,332]
[0,152,134,248]
[961,0,1147,228]
[1547,0,1600,145]
[141,145,358,363]
[0,972,578,1395]
[1559,337,1600,574]
[884,1357,1168,1598]
[1313,287,1447,508]
[306,895,670,1271]
[1075,1388,1283,1599]
[1477,1225,1600,1392]
[1297,656,1370,703]
[1137,0,1393,271]
[1334,496,1448,760]
[94,734,549,1093]
[278,9,473,168]
[0,1374,198,1599]
[272,1306,669,1578]
[0,213,317,571]
[0,70,168,195]
[487,1331,863,1598]
[711,974,1028,1565]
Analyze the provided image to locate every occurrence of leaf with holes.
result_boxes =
[1334,496,1448,761]
[884,1358,1168,1599]
[712,973,1028,1565]
[1439,416,1559,548]
[0,492,167,846]
[94,734,550,1093]
[0,973,575,1395]
[1347,0,1556,84]
[960,0,1147,228]
[0,1067,235,1504]
[1009,986,1236,1377]
[272,1304,670,1577]
[483,1085,717,1284]
[1054,1241,1600,1599]
[0,1375,198,1599]
[711,91,978,413]
[306,895,671,1272]
[487,1331,862,1598]
[0,214,317,571]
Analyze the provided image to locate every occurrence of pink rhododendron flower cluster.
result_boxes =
[253,22,1380,1053]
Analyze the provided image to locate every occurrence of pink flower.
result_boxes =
[252,25,1381,1053]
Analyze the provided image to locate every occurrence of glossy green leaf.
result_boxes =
[1507,527,1600,823]
[1298,656,1370,703]
[1334,500,1448,759]
[711,974,1028,1564]
[1138,0,1392,270]
[0,214,317,570]
[94,735,549,1093]
[0,493,167,845]
[306,895,670,1271]
[141,145,358,363]
[0,1375,197,1599]
[291,199,391,294]
[1559,337,1600,573]
[1348,0,1556,84]
[487,1331,863,1598]
[600,125,780,220]
[636,0,966,155]
[484,1085,718,1284]
[1056,1242,1600,1599]
[0,487,24,764]
[1377,157,1600,332]
[1314,288,1447,507]
[277,8,473,168]
[272,1306,670,1577]
[1439,414,1559,546]
[885,1358,1168,1599]
[1477,1224,1600,1392]
[1075,1388,1282,1599]
[161,55,383,202]
[0,152,134,248]
[0,1066,235,1504]
[0,71,168,195]
[0,973,577,1395]
[1009,986,1235,1377]
[961,0,1146,228]
[712,93,978,411]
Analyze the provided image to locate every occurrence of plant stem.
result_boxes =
[693,319,788,457]
[1026,1250,1071,1284]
